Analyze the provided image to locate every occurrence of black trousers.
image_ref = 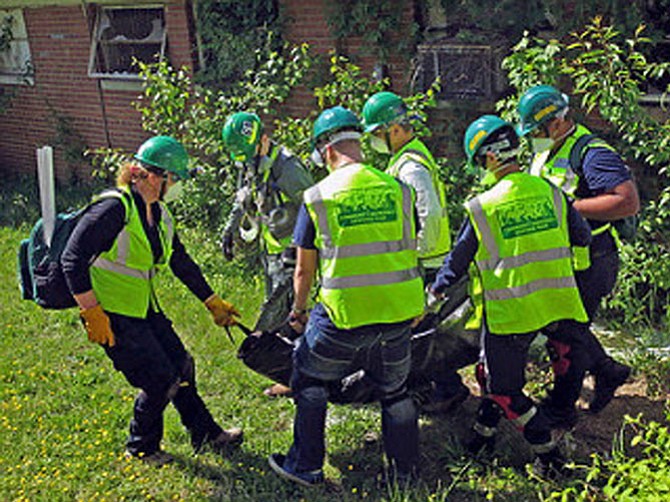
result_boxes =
[478,329,552,449]
[545,250,621,409]
[104,310,222,455]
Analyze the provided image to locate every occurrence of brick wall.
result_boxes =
[0,1,194,181]
[281,0,416,118]
[0,0,418,181]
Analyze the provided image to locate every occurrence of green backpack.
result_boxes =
[569,134,639,241]
[17,190,128,309]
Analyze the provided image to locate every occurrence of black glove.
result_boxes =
[222,231,234,261]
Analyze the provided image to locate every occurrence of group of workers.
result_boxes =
[61,84,639,485]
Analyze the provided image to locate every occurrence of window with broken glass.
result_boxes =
[88,6,166,79]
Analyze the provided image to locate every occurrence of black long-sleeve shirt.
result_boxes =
[61,188,213,303]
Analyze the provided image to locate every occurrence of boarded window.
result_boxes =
[88,6,166,79]
[414,43,505,101]
[0,9,34,85]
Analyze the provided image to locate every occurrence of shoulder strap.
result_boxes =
[568,133,596,177]
[93,188,131,224]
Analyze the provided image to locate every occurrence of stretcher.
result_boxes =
[236,278,479,404]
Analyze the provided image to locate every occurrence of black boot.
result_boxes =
[590,359,631,414]
[533,447,571,479]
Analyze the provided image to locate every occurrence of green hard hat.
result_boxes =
[134,135,190,180]
[516,84,568,137]
[222,112,263,162]
[362,91,407,133]
[463,115,512,162]
[312,106,361,145]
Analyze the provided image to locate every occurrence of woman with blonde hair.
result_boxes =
[62,136,243,465]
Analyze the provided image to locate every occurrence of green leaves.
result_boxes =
[501,17,670,330]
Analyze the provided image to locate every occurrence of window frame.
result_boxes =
[87,4,167,81]
[0,9,34,86]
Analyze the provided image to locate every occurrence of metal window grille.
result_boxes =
[414,44,498,101]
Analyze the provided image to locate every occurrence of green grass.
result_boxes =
[0,224,666,501]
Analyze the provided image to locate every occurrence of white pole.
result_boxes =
[36,146,55,247]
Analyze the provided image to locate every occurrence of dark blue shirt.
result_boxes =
[431,188,592,295]
[576,145,631,254]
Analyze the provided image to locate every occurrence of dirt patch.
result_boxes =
[422,374,668,469]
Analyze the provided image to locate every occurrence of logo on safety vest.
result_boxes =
[336,187,398,227]
[496,196,557,238]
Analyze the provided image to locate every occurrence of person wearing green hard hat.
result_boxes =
[268,106,423,488]
[221,112,314,397]
[517,84,638,423]
[428,115,592,477]
[61,135,243,466]
[362,91,465,414]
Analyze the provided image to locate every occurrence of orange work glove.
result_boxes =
[80,304,116,347]
[204,294,240,327]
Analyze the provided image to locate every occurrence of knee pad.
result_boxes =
[546,339,571,377]
[489,393,535,431]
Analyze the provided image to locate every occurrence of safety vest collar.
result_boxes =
[530,124,593,197]
[388,137,438,177]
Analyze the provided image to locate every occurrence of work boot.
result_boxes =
[533,447,571,479]
[208,427,244,452]
[590,359,631,414]
[539,399,578,430]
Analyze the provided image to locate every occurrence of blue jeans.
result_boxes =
[284,319,418,476]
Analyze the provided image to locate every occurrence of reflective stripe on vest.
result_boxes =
[387,138,451,259]
[305,182,416,261]
[465,173,587,334]
[90,187,174,318]
[304,163,424,329]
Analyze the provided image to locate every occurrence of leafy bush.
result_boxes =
[548,411,670,501]
[497,17,670,330]
[193,0,283,91]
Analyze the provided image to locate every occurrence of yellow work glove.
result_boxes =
[205,294,240,327]
[80,304,116,347]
